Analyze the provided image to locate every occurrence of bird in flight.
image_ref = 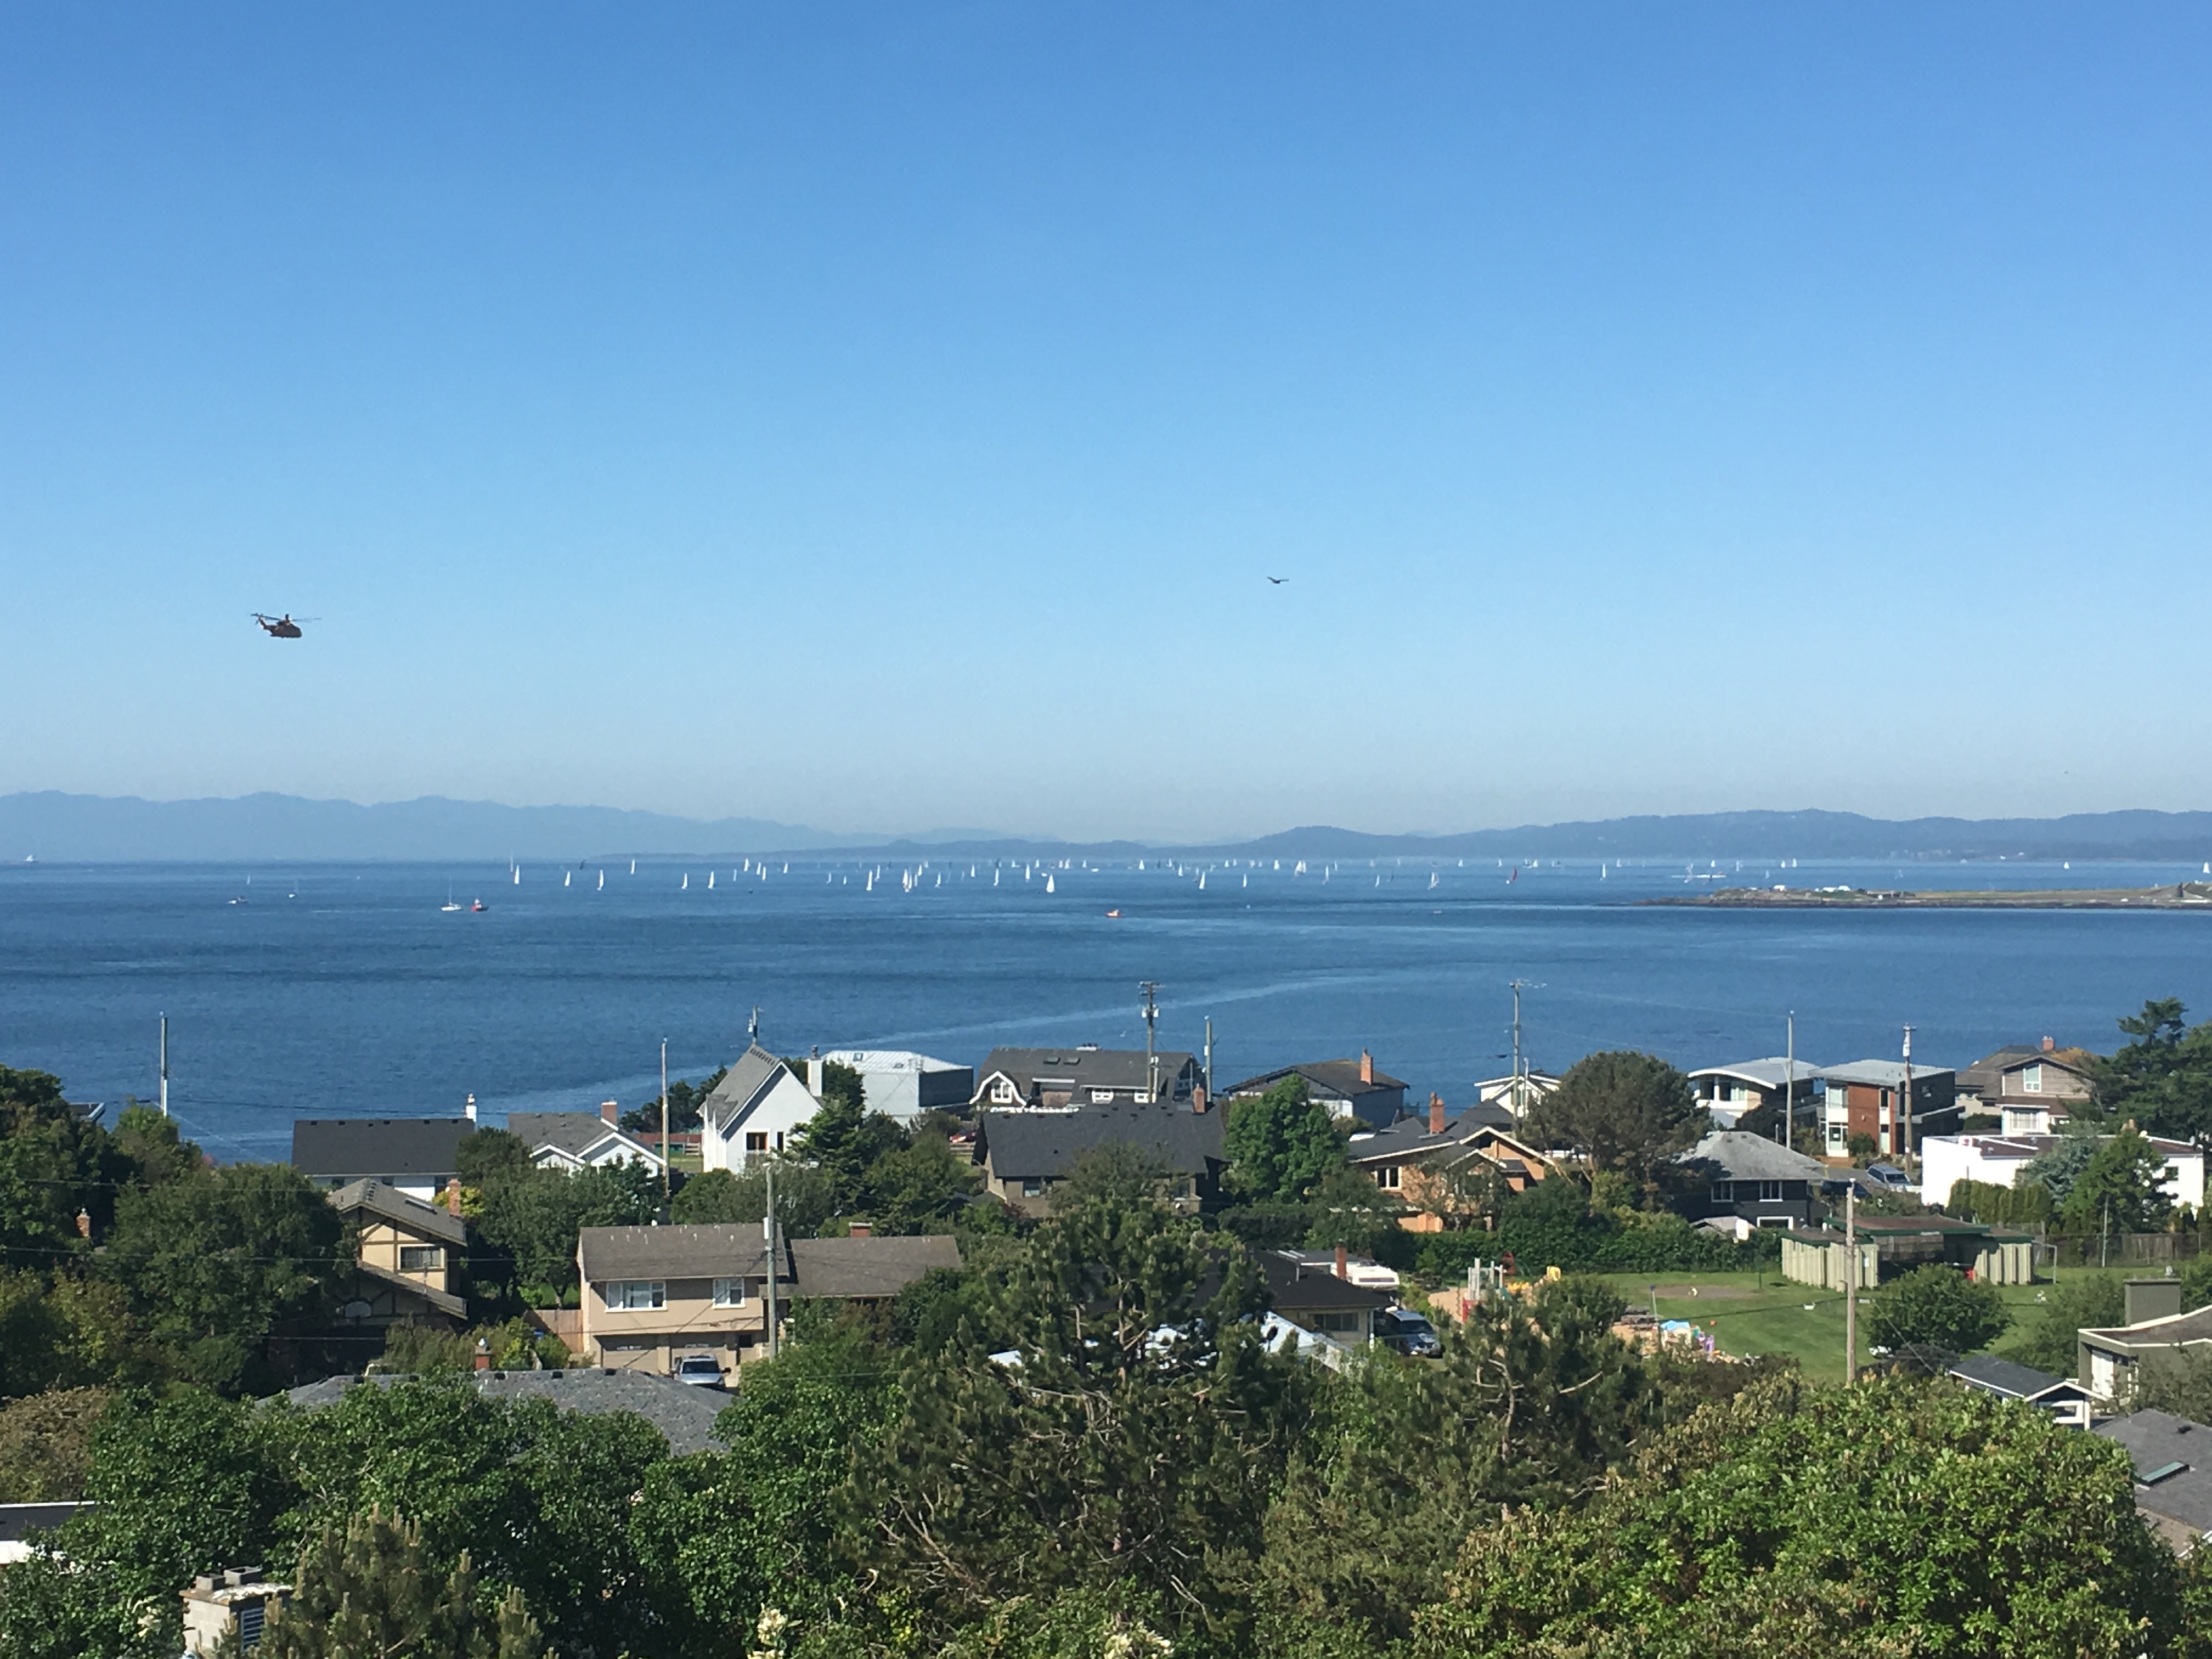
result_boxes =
[1266,576,1288,585]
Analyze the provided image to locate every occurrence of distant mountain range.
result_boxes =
[6,792,2212,864]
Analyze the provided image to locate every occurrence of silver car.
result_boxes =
[673,1354,725,1389]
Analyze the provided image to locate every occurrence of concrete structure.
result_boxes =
[575,1223,959,1384]
[973,1105,1226,1217]
[506,1107,668,1176]
[1920,1132,2203,1212]
[326,1178,468,1328]
[1820,1060,1959,1158]
[698,1045,822,1172]
[1220,1052,1408,1129]
[2094,1410,2212,1551]
[972,1046,1203,1111]
[291,1118,472,1199]
[181,1567,290,1655]
[1944,1354,2094,1429]
[819,1049,975,1120]
[2079,1281,2212,1403]
[1955,1040,2098,1135]
[1687,1058,1819,1131]
[1673,1130,1834,1235]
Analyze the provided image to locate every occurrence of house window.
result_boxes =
[1311,1311,1362,1335]
[1021,1178,1045,1198]
[746,1132,769,1154]
[1826,1122,1846,1149]
[1376,1165,1402,1190]
[992,1079,1016,1104]
[1759,1181,1784,1203]
[1171,1179,1192,1200]
[608,1281,666,1311]
[2022,1064,2044,1093]
[399,1245,443,1272]
[1132,1092,1152,1105]
[1092,1089,1116,1104]
[712,1277,748,1308]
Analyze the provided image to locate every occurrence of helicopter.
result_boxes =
[252,613,315,638]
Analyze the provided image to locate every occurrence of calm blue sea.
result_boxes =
[3,854,2209,1164]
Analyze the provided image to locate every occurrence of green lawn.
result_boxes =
[1594,1266,2135,1376]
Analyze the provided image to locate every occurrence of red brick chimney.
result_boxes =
[1191,1083,1208,1115]
[446,1177,463,1217]
[848,1221,872,1238]
[1359,1050,1374,1085]
[1334,1243,1349,1279]
[1429,1092,1446,1136]
[75,1209,91,1240]
[2041,1036,2056,1052]
[473,1338,491,1373]
[601,1098,620,1124]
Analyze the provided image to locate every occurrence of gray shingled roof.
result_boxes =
[2096,1410,2212,1536]
[1946,1353,2074,1400]
[1675,1130,1831,1184]
[282,1370,730,1455]
[789,1235,962,1296]
[1222,1059,1408,1099]
[292,1119,472,1180]
[703,1046,789,1119]
[977,1047,1199,1098]
[1262,1251,1395,1314]
[577,1224,961,1297]
[327,1178,466,1244]
[977,1105,1225,1180]
[505,1111,614,1156]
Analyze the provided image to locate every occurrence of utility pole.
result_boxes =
[1844,1183,1858,1385]
[1779,1012,1795,1148]
[1506,980,1542,1121]
[1139,981,1160,1102]
[1900,1024,1915,1169]
[764,1161,780,1360]
[158,1013,170,1119]
[659,1038,670,1201]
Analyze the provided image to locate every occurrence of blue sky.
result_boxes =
[4,4,2208,840]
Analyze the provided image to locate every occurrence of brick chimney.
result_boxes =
[1429,1092,1446,1135]
[473,1337,491,1373]
[1359,1050,1374,1085]
[601,1098,620,1125]
[1191,1083,1208,1115]
[1334,1243,1349,1279]
[848,1221,872,1238]
[446,1177,463,1217]
[75,1208,91,1240]
[2041,1036,2056,1052]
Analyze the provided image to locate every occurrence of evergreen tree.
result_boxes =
[258,1508,549,1659]
[2060,1122,2176,1235]
[1522,1052,1708,1200]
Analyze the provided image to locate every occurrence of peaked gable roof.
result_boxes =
[327,1178,466,1244]
[702,1046,800,1126]
[1675,1130,1832,1184]
[977,1047,1200,1101]
[293,1118,472,1179]
[507,1111,663,1166]
[1222,1060,1408,1099]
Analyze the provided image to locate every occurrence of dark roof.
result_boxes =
[976,1047,1200,1098]
[703,1046,791,1119]
[292,1119,471,1179]
[1344,1116,1544,1172]
[1222,1060,1408,1099]
[1675,1130,1831,1184]
[283,1370,730,1456]
[2096,1410,2212,1535]
[1261,1251,1395,1313]
[977,1105,1225,1180]
[1946,1353,2078,1401]
[506,1111,615,1156]
[0,1503,87,1544]
[326,1178,467,1244]
[577,1224,960,1297]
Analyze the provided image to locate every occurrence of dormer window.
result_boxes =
[991,1079,1016,1104]
[2022,1063,2044,1093]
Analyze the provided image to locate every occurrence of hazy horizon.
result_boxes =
[8,6,2210,840]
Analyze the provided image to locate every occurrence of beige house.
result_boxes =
[328,1178,467,1329]
[577,1224,961,1385]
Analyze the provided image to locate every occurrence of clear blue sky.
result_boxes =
[5,4,2208,841]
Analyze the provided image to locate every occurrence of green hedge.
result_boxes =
[1414,1212,1779,1280]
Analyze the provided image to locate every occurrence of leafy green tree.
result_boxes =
[475,1161,660,1299]
[2007,1273,2123,1375]
[0,1387,109,1503]
[0,1066,108,1268]
[669,1159,839,1237]
[1225,1077,1342,1203]
[0,1270,163,1397]
[1410,1374,2183,1658]
[259,1509,549,1659]
[1943,1177,2052,1228]
[1301,1163,1405,1257]
[1522,1052,1708,1199]
[2095,997,2212,1149]
[454,1128,534,1192]
[852,1189,1315,1644]
[107,1104,205,1189]
[100,1164,346,1392]
[619,1067,726,1136]
[2022,1120,2107,1211]
[862,1136,977,1234]
[2059,1122,2175,1235]
[1866,1264,2011,1356]
[1256,1278,1654,1649]
[792,1064,904,1215]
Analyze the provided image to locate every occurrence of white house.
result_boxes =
[505,1108,668,1177]
[699,1045,823,1172]
[1686,1058,1820,1131]
[1921,1132,2205,1212]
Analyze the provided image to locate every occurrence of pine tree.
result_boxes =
[257,1507,550,1659]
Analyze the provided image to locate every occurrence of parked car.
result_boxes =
[1863,1164,1915,1192]
[673,1353,726,1389]
[1376,1307,1442,1359]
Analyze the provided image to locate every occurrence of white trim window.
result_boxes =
[398,1245,443,1272]
[1375,1165,1402,1190]
[1091,1089,1116,1104]
[608,1280,666,1311]
[712,1277,748,1308]
[991,1078,1017,1104]
[2022,1063,2044,1093]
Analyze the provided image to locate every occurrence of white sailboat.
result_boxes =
[1242,873,1248,888]
[512,864,521,885]
[1428,871,1440,890]
[1198,871,1206,889]
[708,871,715,889]
[994,868,1000,887]
[441,883,462,913]
[681,873,689,890]
[866,871,875,891]
[1045,873,1057,894]
[630,859,637,875]
[597,869,604,890]
[564,870,572,888]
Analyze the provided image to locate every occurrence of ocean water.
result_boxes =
[3,854,2209,1164]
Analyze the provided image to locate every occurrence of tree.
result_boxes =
[851,1188,1316,1643]
[1522,1052,1708,1199]
[618,1067,726,1136]
[792,1065,903,1215]
[1403,1153,1514,1233]
[258,1509,549,1659]
[2009,1274,2124,1375]
[1225,1077,1343,1204]
[475,1161,661,1300]
[2059,1122,2176,1236]
[0,1066,106,1268]
[862,1136,977,1234]
[1301,1163,1405,1257]
[100,1163,346,1392]
[1865,1265,2010,1357]
[1411,1374,2183,1658]
[2097,997,2212,1150]
[0,1387,109,1503]
[455,1128,534,1192]
[2022,1125,2104,1210]
[669,1160,840,1237]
